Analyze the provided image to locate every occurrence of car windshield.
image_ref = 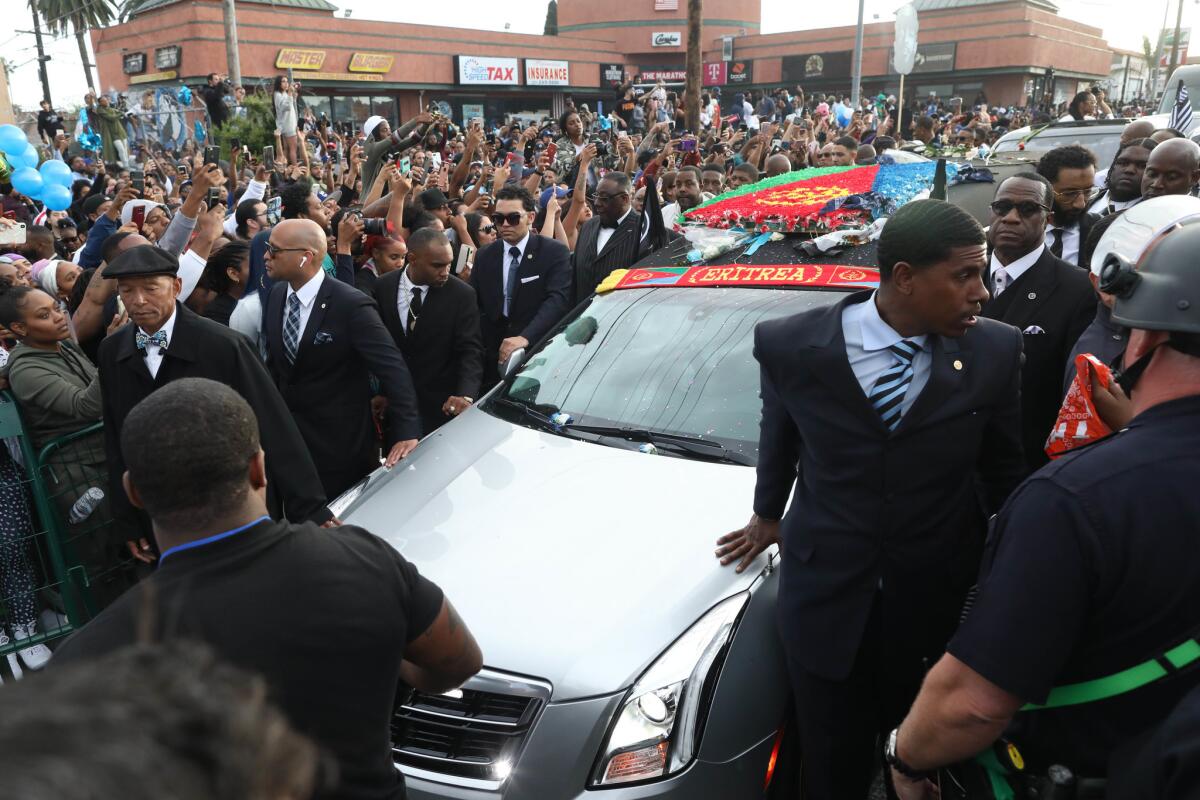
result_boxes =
[993,127,1121,165]
[489,286,848,465]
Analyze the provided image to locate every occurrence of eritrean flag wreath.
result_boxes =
[681,162,958,233]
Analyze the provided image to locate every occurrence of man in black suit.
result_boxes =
[1037,144,1099,268]
[98,246,332,564]
[572,172,651,304]
[983,173,1096,473]
[374,228,483,435]
[715,200,1025,800]
[264,219,422,498]
[469,185,572,384]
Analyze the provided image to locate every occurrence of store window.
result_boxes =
[332,96,372,126]
[371,96,396,125]
[305,95,331,123]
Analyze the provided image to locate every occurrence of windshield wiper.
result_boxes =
[563,424,755,466]
[489,397,565,433]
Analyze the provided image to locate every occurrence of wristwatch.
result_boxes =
[884,728,931,781]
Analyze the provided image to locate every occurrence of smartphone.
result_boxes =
[131,205,146,232]
[130,169,145,193]
[545,142,557,161]
[263,145,275,171]
[424,155,435,173]
[230,137,241,154]
[455,243,475,276]
[204,145,220,166]
[205,187,223,208]
[506,152,523,168]
[398,156,411,175]
[679,139,696,152]
[0,222,26,246]
[265,196,282,225]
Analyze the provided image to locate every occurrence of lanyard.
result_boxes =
[157,515,270,565]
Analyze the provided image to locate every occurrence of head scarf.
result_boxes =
[120,199,169,227]
[37,260,61,297]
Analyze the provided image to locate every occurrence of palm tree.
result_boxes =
[37,0,117,92]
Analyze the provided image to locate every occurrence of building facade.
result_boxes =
[91,0,1113,131]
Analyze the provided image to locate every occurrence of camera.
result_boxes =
[361,217,389,236]
[590,138,609,157]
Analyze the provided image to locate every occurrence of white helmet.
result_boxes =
[1090,195,1200,277]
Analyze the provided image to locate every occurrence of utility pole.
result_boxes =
[1168,0,1185,77]
[851,0,866,108]
[28,9,52,105]
[222,0,242,86]
[685,0,702,132]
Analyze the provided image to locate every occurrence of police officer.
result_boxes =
[883,209,1200,798]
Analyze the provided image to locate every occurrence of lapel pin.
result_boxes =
[953,359,963,371]
[321,303,327,309]
[1027,292,1036,300]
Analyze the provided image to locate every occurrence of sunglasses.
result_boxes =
[989,200,1050,218]
[265,243,310,256]
[480,225,497,234]
[490,212,525,227]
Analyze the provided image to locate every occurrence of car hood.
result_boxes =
[341,408,762,701]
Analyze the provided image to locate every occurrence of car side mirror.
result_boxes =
[502,347,526,378]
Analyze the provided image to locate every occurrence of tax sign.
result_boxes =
[457,56,520,85]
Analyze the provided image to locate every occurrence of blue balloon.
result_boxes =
[39,159,72,186]
[40,183,72,212]
[10,167,43,197]
[20,144,39,170]
[0,125,27,155]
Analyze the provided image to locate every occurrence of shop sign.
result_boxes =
[727,60,752,84]
[639,69,686,82]
[154,45,182,71]
[123,52,146,75]
[887,43,956,75]
[456,56,520,85]
[703,62,726,86]
[130,71,177,84]
[348,52,394,73]
[275,49,326,70]
[782,51,852,82]
[652,31,682,47]
[462,104,485,125]
[526,59,569,86]
[600,63,626,87]
[299,72,383,82]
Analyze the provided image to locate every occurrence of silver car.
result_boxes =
[335,273,875,798]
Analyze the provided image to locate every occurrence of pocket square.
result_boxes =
[520,275,540,284]
[1022,325,1046,335]
[313,332,334,345]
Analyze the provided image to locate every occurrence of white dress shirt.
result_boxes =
[596,208,632,254]
[1087,192,1138,216]
[501,232,530,316]
[841,292,931,419]
[1046,224,1080,265]
[990,243,1044,297]
[284,269,325,346]
[139,304,178,380]
[396,267,430,330]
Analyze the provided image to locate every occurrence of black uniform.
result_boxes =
[947,394,1200,776]
[99,303,332,542]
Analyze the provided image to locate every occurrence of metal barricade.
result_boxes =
[0,392,133,677]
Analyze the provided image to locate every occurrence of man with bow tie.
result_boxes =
[97,245,332,565]
[571,173,653,305]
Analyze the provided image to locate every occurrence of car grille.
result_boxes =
[391,669,551,787]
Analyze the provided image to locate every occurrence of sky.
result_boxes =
[4,0,1196,109]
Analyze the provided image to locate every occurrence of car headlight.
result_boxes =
[590,592,749,787]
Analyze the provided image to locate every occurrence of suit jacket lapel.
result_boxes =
[114,323,155,387]
[155,304,199,385]
[996,251,1059,331]
[578,219,600,261]
[294,277,333,363]
[805,292,888,432]
[513,234,541,304]
[378,271,404,341]
[898,335,965,432]
[596,215,637,261]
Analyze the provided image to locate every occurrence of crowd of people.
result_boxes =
[0,66,1195,799]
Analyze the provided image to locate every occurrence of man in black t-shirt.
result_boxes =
[53,378,482,800]
[199,73,231,130]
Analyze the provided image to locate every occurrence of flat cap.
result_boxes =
[104,244,179,279]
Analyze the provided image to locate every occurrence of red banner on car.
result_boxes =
[597,265,880,293]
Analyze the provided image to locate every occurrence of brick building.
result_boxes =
[91,0,1112,129]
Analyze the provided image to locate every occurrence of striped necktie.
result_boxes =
[283,293,301,364]
[868,340,920,431]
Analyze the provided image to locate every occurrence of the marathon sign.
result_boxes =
[525,59,570,86]
[600,63,626,87]
[639,69,687,82]
[348,52,394,74]
[652,31,682,47]
[456,56,520,86]
[276,48,326,70]
[887,42,956,75]
[782,51,852,82]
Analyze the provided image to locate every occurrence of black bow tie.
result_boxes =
[599,220,620,230]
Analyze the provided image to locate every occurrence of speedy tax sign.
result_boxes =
[456,56,520,86]
[525,59,569,86]
[276,49,326,70]
[598,265,880,292]
[348,52,394,73]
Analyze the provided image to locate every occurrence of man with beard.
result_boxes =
[982,173,1095,473]
[1089,138,1155,216]
[1036,145,1098,268]
[660,166,703,230]
[1141,138,1200,200]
